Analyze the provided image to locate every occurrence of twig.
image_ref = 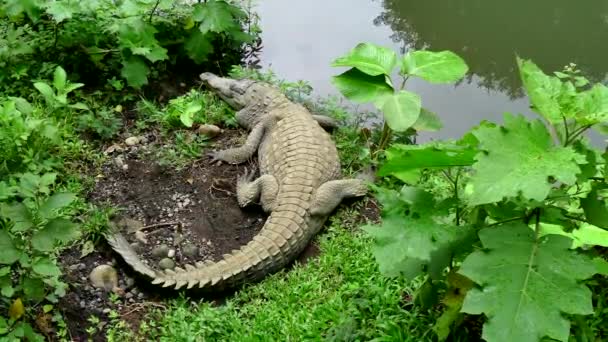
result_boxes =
[149,0,161,22]
[141,221,181,231]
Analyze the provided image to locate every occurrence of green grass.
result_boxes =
[111,206,439,341]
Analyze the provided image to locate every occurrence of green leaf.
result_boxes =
[0,202,34,232]
[331,42,397,76]
[9,97,33,115]
[578,83,608,125]
[2,0,43,22]
[331,68,394,103]
[39,192,77,219]
[32,258,61,277]
[0,316,7,334]
[401,50,468,83]
[581,187,608,229]
[193,0,238,33]
[412,108,443,132]
[45,1,77,23]
[538,222,608,249]
[118,20,167,63]
[23,277,45,301]
[180,103,202,128]
[33,82,55,101]
[32,218,80,252]
[594,257,608,275]
[364,187,474,280]
[378,142,477,182]
[466,113,584,205]
[0,231,20,265]
[517,57,563,123]
[375,90,421,132]
[185,30,214,64]
[459,223,597,342]
[121,57,149,88]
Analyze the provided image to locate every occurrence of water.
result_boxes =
[254,0,608,146]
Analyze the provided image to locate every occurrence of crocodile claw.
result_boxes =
[206,151,223,165]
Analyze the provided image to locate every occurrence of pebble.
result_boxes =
[138,292,145,299]
[130,242,144,253]
[167,249,176,258]
[89,265,119,291]
[182,244,199,258]
[197,124,221,138]
[125,136,140,146]
[159,258,175,270]
[103,308,111,314]
[125,292,134,300]
[80,300,86,308]
[152,244,170,258]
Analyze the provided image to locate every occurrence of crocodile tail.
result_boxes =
[105,231,157,278]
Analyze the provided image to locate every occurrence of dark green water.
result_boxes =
[256,0,607,145]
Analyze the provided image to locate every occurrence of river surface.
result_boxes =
[254,0,608,145]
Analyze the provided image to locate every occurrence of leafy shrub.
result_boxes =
[0,172,80,342]
[0,0,257,95]
[340,42,608,342]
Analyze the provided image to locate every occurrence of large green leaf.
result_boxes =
[2,0,43,22]
[412,108,443,132]
[517,57,564,123]
[401,50,468,83]
[331,42,397,76]
[192,0,239,33]
[52,66,67,93]
[578,83,608,125]
[0,202,33,232]
[459,223,597,342]
[32,258,61,277]
[375,90,421,132]
[0,231,20,265]
[538,222,608,249]
[364,187,474,280]
[121,56,149,88]
[465,113,584,205]
[45,1,78,23]
[580,187,608,229]
[32,218,80,252]
[379,142,478,183]
[118,20,167,63]
[22,277,45,301]
[185,30,214,64]
[39,192,76,219]
[331,68,394,103]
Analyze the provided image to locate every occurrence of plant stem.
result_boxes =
[454,169,461,226]
[149,0,161,22]
[486,216,527,227]
[562,115,570,145]
[376,121,392,155]
[565,124,592,145]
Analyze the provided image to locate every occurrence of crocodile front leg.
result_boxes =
[237,168,278,213]
[309,179,368,216]
[208,116,271,164]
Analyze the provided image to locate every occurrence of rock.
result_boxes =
[117,217,144,233]
[125,277,136,288]
[135,231,148,244]
[158,258,175,270]
[125,136,140,146]
[89,265,118,291]
[152,244,170,258]
[182,244,199,258]
[125,292,134,300]
[167,249,176,258]
[197,124,221,138]
[114,156,125,169]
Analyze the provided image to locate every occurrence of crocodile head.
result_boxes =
[199,72,255,110]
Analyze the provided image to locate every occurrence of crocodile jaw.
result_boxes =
[200,72,250,109]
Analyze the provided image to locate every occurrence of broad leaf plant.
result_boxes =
[333,43,608,342]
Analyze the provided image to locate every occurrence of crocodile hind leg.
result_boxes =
[236,168,278,213]
[312,115,339,130]
[309,179,368,216]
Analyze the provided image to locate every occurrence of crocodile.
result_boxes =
[105,72,368,291]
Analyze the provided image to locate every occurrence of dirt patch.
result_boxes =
[55,128,270,341]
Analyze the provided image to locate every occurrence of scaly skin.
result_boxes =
[105,73,367,290]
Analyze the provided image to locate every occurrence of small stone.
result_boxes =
[125,277,135,288]
[182,244,199,258]
[89,265,118,291]
[125,136,140,146]
[103,308,111,314]
[125,292,134,300]
[152,244,170,258]
[138,292,145,299]
[167,249,176,258]
[80,300,86,308]
[197,124,221,138]
[135,231,148,244]
[158,258,175,270]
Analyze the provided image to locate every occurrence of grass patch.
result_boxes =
[113,206,439,341]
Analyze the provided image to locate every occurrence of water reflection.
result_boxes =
[374,0,608,98]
